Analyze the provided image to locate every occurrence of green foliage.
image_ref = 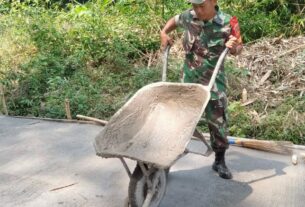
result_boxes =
[228,101,253,138]
[226,98,305,144]
[256,97,305,144]
[1,0,304,143]
[220,0,305,41]
[225,61,250,100]
[1,0,162,116]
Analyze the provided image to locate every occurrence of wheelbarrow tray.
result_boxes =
[94,82,210,169]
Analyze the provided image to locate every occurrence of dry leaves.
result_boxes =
[230,36,305,106]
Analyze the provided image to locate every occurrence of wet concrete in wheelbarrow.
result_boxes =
[1,116,304,207]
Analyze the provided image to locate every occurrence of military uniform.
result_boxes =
[174,7,235,152]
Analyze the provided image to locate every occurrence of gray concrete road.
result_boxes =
[0,116,304,207]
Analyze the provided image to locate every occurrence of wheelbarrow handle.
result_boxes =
[207,47,229,92]
[162,45,171,82]
[162,45,229,88]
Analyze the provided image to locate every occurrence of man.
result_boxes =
[160,0,242,179]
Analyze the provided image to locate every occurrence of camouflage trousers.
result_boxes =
[204,97,229,152]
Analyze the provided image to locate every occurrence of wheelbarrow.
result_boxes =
[94,46,229,207]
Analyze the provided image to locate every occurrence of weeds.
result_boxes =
[0,0,304,144]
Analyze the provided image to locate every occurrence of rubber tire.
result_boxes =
[165,167,170,176]
[128,164,167,207]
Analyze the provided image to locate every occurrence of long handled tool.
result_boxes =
[201,133,293,155]
[228,138,293,155]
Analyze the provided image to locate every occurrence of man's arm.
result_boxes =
[160,17,178,50]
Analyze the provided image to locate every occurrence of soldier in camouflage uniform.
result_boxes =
[160,0,243,179]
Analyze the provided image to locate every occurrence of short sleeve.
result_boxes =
[174,10,191,29]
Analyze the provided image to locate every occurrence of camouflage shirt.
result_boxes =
[175,8,233,100]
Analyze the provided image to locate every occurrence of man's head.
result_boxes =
[189,0,217,21]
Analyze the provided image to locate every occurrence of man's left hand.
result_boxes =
[225,35,242,55]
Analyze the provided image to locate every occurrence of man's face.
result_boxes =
[192,0,217,21]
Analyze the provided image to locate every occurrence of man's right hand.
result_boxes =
[160,31,173,51]
[160,17,177,50]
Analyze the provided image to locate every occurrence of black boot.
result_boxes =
[212,151,232,179]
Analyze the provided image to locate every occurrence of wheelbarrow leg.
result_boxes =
[192,129,213,156]
[124,196,130,207]
[119,157,132,178]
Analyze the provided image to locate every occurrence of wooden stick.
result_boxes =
[242,88,247,103]
[241,99,256,106]
[259,70,272,85]
[65,99,72,120]
[50,183,78,191]
[147,51,153,69]
[76,114,108,126]
[0,84,8,115]
[273,44,305,59]
[10,115,100,125]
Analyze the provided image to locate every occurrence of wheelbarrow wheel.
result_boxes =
[165,167,170,175]
[128,164,167,207]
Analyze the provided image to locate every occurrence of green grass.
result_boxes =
[0,1,304,144]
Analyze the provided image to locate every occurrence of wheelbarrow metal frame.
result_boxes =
[95,46,229,207]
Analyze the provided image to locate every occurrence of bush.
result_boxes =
[220,0,305,42]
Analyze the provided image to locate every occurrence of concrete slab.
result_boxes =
[0,116,304,207]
